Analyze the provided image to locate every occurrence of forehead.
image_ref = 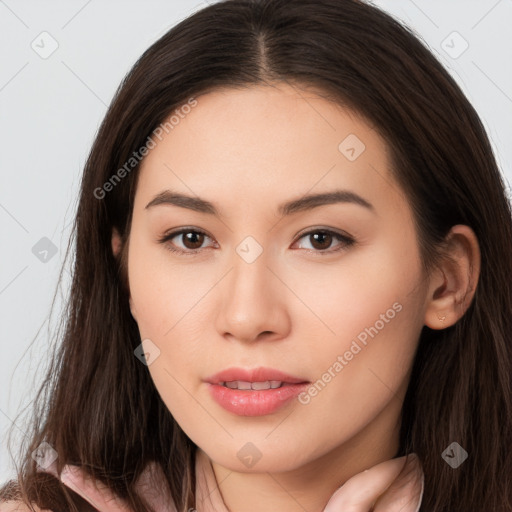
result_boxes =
[134,83,406,220]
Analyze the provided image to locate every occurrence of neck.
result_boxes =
[204,396,403,512]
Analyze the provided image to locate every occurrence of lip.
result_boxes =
[204,367,310,417]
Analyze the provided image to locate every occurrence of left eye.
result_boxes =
[158,228,355,255]
[294,229,355,253]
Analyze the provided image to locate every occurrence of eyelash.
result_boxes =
[157,227,355,256]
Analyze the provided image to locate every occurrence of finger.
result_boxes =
[373,454,424,512]
[60,465,133,512]
[323,455,410,512]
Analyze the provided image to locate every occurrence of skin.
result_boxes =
[111,83,480,512]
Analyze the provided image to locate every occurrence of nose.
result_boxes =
[214,242,291,344]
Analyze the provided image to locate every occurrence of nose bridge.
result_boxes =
[216,234,287,341]
[230,234,274,303]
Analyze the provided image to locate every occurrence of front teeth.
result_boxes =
[221,380,283,390]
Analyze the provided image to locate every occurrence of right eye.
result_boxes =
[157,228,216,255]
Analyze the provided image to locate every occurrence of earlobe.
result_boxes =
[423,225,481,330]
[111,227,137,321]
[112,227,122,258]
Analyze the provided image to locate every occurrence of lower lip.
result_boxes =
[206,382,310,416]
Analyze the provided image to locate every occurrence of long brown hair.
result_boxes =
[2,0,511,510]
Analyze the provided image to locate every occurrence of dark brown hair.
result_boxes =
[2,0,511,510]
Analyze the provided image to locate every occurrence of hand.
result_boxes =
[322,453,424,512]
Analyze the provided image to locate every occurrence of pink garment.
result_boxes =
[37,448,220,512]
[36,449,424,512]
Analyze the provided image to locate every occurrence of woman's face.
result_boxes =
[122,83,430,473]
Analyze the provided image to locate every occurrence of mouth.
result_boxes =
[218,380,294,390]
[204,367,310,416]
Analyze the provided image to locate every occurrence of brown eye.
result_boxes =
[295,229,355,254]
[158,227,354,256]
[309,232,333,250]
[158,228,214,255]
[180,231,206,250]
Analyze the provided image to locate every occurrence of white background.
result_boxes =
[1,0,511,484]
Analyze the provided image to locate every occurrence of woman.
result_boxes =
[1,0,511,510]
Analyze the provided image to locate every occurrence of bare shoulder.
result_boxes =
[0,500,51,512]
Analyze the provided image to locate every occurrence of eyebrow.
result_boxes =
[145,189,375,216]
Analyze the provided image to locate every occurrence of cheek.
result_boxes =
[285,234,423,348]
[292,243,424,422]
[127,234,213,412]
[127,229,205,337]
[129,223,424,367]
[128,220,424,416]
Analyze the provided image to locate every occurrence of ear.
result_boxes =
[424,225,481,330]
[112,228,137,321]
[111,227,122,257]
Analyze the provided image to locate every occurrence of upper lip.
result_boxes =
[204,367,309,384]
